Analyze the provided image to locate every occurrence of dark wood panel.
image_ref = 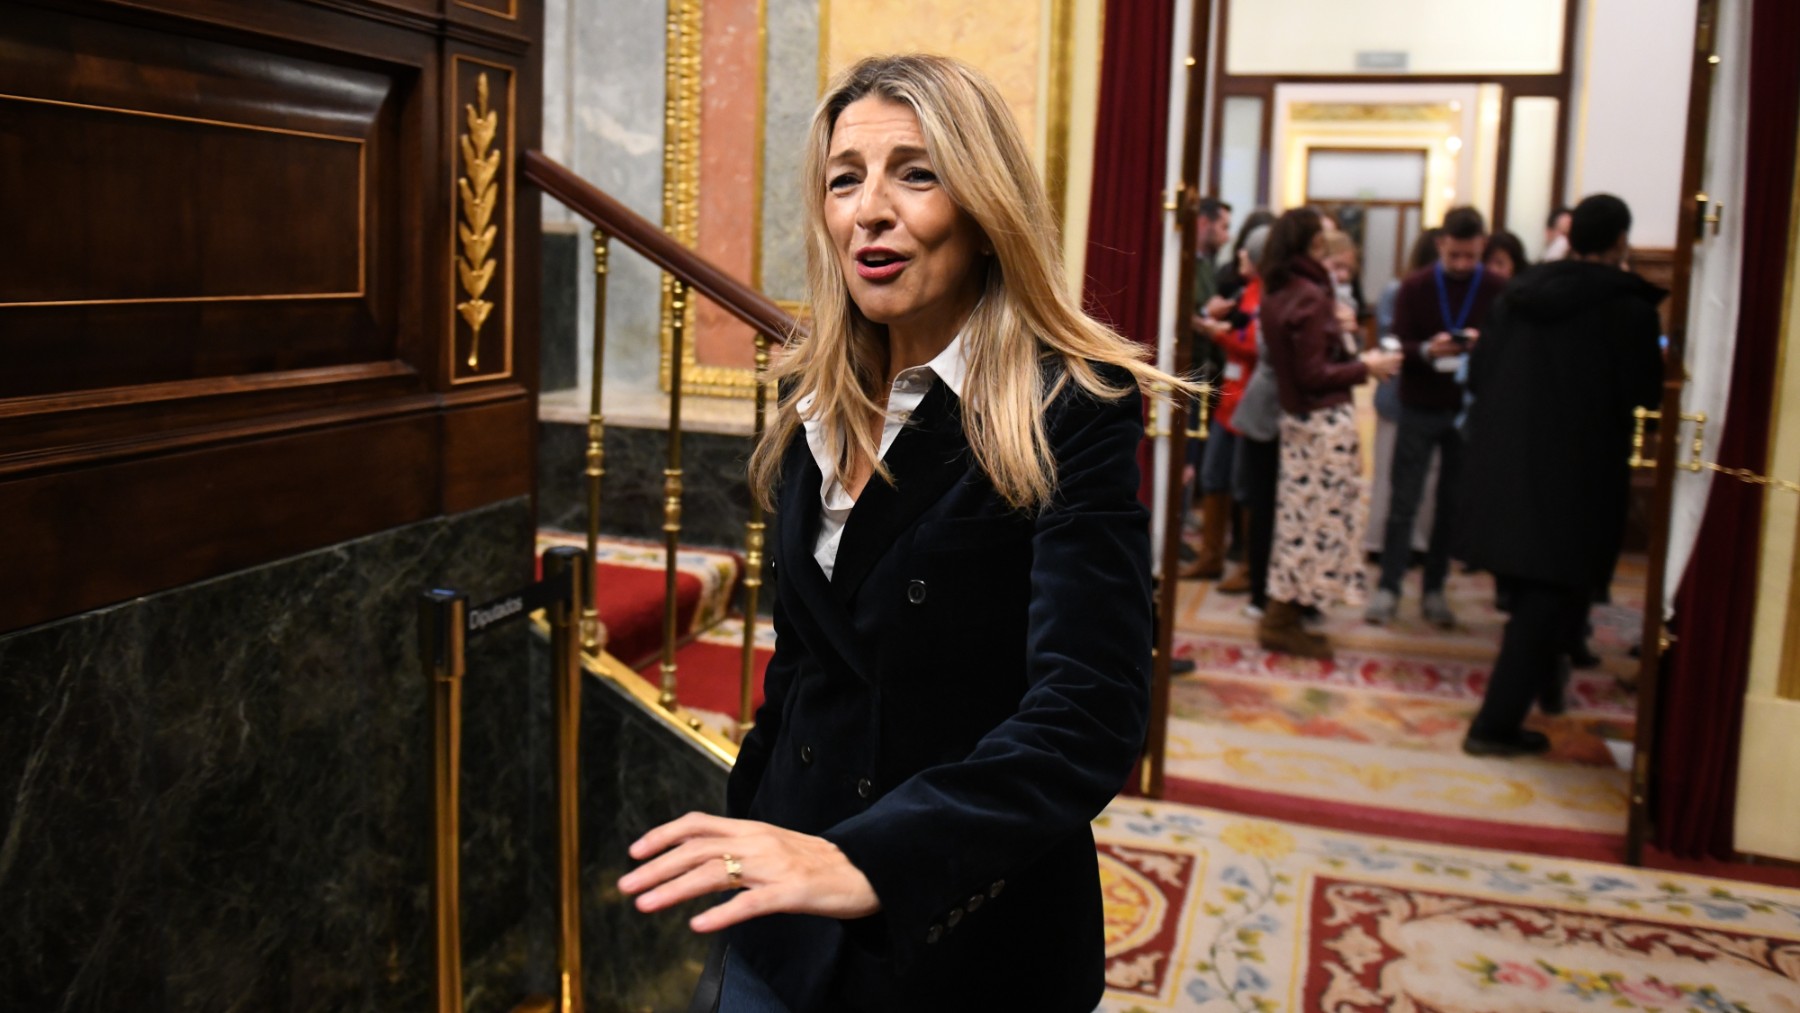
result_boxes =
[440,397,533,513]
[0,413,441,633]
[447,0,518,20]
[0,3,410,399]
[0,0,543,631]
[1,98,364,305]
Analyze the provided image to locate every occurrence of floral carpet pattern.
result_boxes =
[1166,563,1643,842]
[1092,798,1800,1013]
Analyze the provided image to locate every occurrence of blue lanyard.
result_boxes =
[1434,263,1484,333]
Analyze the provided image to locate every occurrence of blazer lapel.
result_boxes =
[829,380,972,601]
[776,439,871,681]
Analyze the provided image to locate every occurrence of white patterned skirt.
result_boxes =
[1267,404,1368,609]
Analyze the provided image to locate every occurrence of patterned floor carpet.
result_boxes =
[1167,562,1645,855]
[1093,797,1800,1013]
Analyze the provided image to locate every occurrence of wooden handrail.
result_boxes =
[522,150,799,345]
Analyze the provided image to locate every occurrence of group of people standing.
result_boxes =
[1184,196,1664,756]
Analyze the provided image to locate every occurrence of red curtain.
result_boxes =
[1082,0,1176,503]
[1654,0,1800,859]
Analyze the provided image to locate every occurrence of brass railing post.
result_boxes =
[582,230,612,657]
[659,277,689,710]
[421,589,468,1013]
[738,332,771,736]
[541,547,586,1013]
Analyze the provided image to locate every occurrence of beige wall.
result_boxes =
[1059,0,1104,294]
[823,0,1043,146]
[1567,0,1697,248]
[1735,151,1800,862]
[820,0,1102,299]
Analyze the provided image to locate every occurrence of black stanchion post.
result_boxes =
[541,546,586,1013]
[421,588,468,1013]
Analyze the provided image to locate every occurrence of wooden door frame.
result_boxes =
[1626,0,1721,866]
[1204,0,1582,228]
[1146,0,1215,800]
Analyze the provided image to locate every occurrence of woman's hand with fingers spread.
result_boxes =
[618,813,881,933]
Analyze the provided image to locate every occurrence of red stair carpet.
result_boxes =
[535,531,742,670]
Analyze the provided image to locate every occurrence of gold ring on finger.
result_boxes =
[721,853,743,889]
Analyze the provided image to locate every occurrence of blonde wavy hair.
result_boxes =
[748,54,1194,511]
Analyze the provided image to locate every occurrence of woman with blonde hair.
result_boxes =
[619,54,1195,1012]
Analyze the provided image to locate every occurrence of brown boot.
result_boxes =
[1216,565,1251,594]
[1258,600,1334,661]
[1191,492,1230,579]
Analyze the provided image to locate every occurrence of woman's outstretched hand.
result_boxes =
[618,813,881,932]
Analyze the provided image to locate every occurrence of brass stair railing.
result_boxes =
[522,151,800,742]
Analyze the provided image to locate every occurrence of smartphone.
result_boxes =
[1449,330,1475,349]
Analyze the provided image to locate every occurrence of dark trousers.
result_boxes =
[1471,577,1589,737]
[1233,436,1280,610]
[1379,405,1464,594]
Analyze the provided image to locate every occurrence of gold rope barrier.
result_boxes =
[582,231,612,657]
[659,278,689,711]
[1631,406,1799,493]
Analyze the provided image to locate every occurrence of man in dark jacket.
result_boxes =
[1367,207,1507,629]
[1457,194,1664,756]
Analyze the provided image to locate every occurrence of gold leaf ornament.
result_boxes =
[456,72,502,370]
[458,258,496,300]
[459,222,497,265]
[459,298,493,333]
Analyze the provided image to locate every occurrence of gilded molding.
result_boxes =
[456,74,501,368]
[1045,0,1075,224]
[449,58,515,384]
[1289,102,1463,124]
[659,0,772,399]
[533,614,740,765]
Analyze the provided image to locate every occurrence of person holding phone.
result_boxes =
[1365,207,1507,630]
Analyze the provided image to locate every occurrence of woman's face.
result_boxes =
[824,97,987,340]
[1485,249,1516,280]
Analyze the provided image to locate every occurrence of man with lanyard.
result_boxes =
[1366,207,1506,628]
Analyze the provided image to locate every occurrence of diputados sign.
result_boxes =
[467,596,524,633]
[458,564,576,639]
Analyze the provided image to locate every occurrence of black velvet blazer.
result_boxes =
[722,365,1153,1012]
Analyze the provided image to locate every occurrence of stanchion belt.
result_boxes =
[461,568,574,638]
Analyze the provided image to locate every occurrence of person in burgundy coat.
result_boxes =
[1256,209,1401,659]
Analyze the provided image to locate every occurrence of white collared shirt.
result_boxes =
[798,332,970,580]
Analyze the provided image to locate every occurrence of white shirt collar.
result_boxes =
[912,329,970,400]
[797,328,971,416]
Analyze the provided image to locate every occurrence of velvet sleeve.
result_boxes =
[820,381,1152,975]
[1290,290,1369,395]
[722,596,801,818]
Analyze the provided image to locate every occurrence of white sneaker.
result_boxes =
[1421,590,1458,629]
[1364,588,1398,625]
